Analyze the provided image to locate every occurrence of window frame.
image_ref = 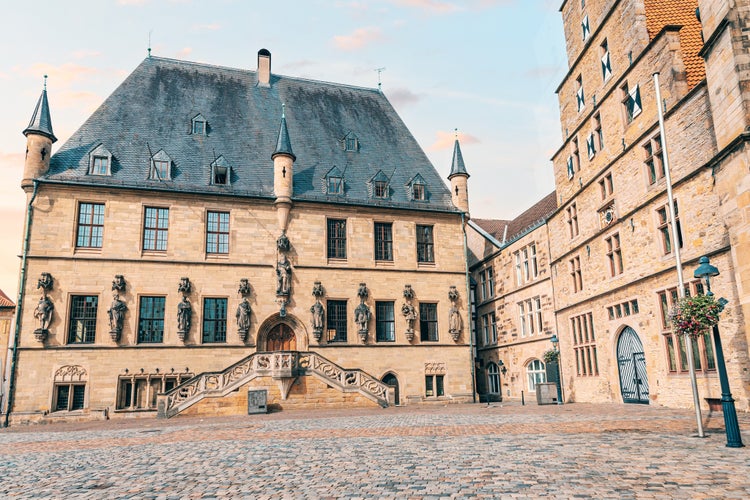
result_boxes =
[571,312,599,376]
[605,232,623,276]
[425,374,445,397]
[53,384,86,412]
[419,302,438,342]
[566,203,579,239]
[68,294,99,344]
[206,210,230,255]
[76,202,105,249]
[570,255,583,293]
[416,224,435,263]
[374,222,394,262]
[487,363,500,394]
[600,39,612,81]
[375,301,395,342]
[327,219,347,260]
[326,299,348,343]
[526,359,546,392]
[143,206,169,252]
[656,201,683,256]
[137,296,166,343]
[202,297,228,343]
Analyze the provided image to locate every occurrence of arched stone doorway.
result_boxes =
[381,373,400,406]
[267,323,296,351]
[616,326,649,404]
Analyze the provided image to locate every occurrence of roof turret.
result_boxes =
[272,104,295,161]
[23,77,57,143]
[448,136,468,179]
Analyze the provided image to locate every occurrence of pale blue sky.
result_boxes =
[0,0,567,298]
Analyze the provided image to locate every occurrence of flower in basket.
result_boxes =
[668,294,722,338]
[543,349,559,364]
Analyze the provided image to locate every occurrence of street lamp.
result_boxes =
[550,334,563,405]
[693,256,744,448]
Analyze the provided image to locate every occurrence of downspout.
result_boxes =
[462,213,477,403]
[3,180,38,428]
[546,222,564,402]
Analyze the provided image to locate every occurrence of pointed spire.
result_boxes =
[272,103,296,161]
[448,129,468,179]
[23,76,57,143]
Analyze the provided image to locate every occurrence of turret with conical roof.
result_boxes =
[448,133,470,216]
[22,77,56,190]
[273,104,295,232]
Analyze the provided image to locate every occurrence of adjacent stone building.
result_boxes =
[0,289,14,410]
[3,51,475,424]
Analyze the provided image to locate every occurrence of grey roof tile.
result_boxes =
[23,88,57,143]
[448,138,468,178]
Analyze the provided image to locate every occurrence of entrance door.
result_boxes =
[617,326,649,404]
[381,373,399,406]
[266,324,296,351]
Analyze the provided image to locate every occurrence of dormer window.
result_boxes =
[150,150,172,181]
[407,173,427,202]
[413,183,425,200]
[210,155,231,186]
[324,166,345,196]
[88,145,113,176]
[342,132,359,152]
[368,170,391,199]
[191,114,207,135]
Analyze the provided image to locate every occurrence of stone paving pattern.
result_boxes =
[1,402,749,498]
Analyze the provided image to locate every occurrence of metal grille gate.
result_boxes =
[617,326,649,404]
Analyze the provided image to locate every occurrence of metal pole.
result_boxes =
[711,323,744,447]
[653,73,704,437]
[555,345,563,405]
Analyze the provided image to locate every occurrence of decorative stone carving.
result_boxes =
[276,254,292,296]
[33,294,54,342]
[112,274,126,292]
[54,365,87,382]
[236,298,251,342]
[355,283,371,343]
[448,285,462,342]
[108,292,127,342]
[402,284,416,342]
[238,278,251,296]
[276,232,291,253]
[310,281,325,342]
[178,277,192,294]
[177,296,192,342]
[37,272,53,292]
[425,362,446,375]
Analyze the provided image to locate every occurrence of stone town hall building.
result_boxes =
[470,0,750,412]
[3,50,475,424]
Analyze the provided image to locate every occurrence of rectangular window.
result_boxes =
[576,75,585,112]
[594,113,604,151]
[658,281,715,374]
[374,222,393,261]
[571,312,598,376]
[202,298,227,343]
[419,303,438,341]
[586,132,596,160]
[192,120,205,135]
[374,181,388,198]
[572,137,580,174]
[622,82,642,123]
[68,295,98,344]
[486,267,495,298]
[412,183,425,201]
[116,374,184,410]
[328,177,343,195]
[490,311,497,343]
[425,374,444,397]
[91,156,109,175]
[206,211,230,254]
[566,155,575,179]
[607,299,639,320]
[327,219,347,259]
[605,233,623,276]
[570,256,583,293]
[481,314,490,345]
[514,243,538,285]
[416,225,435,263]
[479,270,487,301]
[566,203,579,239]
[657,202,683,255]
[76,202,105,248]
[152,160,170,180]
[138,296,165,343]
[601,39,612,81]
[581,14,590,40]
[519,301,526,337]
[326,300,347,342]
[375,301,395,342]
[599,172,613,200]
[143,207,169,252]
[54,384,85,411]
[644,135,665,185]
[519,297,543,337]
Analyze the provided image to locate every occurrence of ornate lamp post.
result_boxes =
[693,256,744,448]
[550,334,563,405]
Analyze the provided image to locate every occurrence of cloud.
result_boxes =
[333,27,383,51]
[71,50,102,60]
[192,23,221,32]
[117,0,148,5]
[176,47,193,58]
[429,130,480,151]
[55,91,103,113]
[26,63,98,87]
[385,87,421,107]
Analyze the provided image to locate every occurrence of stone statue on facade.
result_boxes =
[402,284,417,342]
[33,294,54,342]
[236,298,251,342]
[108,292,128,342]
[310,301,324,341]
[448,286,461,342]
[177,296,192,341]
[276,254,292,296]
[354,302,371,343]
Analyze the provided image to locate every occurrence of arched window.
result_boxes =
[526,359,546,392]
[487,362,500,394]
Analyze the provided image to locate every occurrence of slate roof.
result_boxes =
[23,88,56,143]
[473,190,557,246]
[644,0,705,89]
[46,56,456,212]
[448,139,469,178]
[0,288,15,308]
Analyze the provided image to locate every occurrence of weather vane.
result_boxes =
[375,67,386,91]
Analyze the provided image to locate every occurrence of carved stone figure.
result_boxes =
[310,300,324,342]
[178,277,192,294]
[355,302,371,343]
[112,275,126,292]
[236,298,251,341]
[177,296,192,341]
[401,302,417,342]
[33,294,54,342]
[238,278,251,296]
[276,255,292,295]
[108,293,128,342]
[37,272,54,292]
[449,305,462,340]
[277,233,291,253]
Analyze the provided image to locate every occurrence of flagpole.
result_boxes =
[653,72,704,437]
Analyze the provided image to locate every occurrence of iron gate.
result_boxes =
[617,326,650,404]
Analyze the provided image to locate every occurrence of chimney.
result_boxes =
[258,48,271,87]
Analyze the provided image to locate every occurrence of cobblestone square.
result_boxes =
[1,402,749,498]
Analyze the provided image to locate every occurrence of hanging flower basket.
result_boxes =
[543,349,559,364]
[668,294,721,338]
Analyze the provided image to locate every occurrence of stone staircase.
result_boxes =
[156,351,394,418]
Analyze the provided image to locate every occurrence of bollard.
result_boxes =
[521,391,525,406]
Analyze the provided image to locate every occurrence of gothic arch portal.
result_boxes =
[256,313,309,352]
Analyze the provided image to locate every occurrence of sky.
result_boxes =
[0,0,567,300]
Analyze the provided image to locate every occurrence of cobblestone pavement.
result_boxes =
[1,402,749,499]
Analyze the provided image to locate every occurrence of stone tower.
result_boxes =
[447,136,470,216]
[272,105,295,232]
[22,80,56,190]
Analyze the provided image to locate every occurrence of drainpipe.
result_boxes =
[461,213,477,403]
[3,180,38,428]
